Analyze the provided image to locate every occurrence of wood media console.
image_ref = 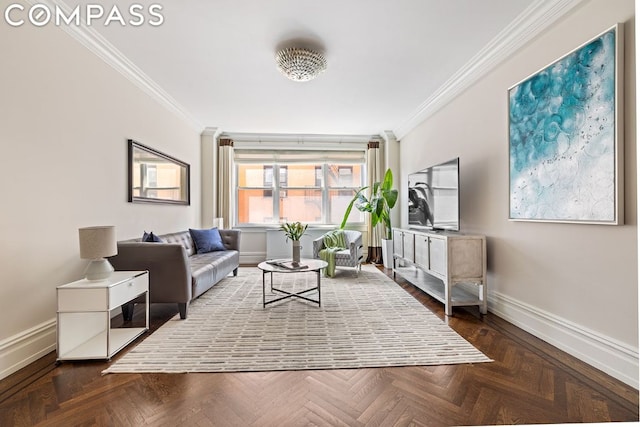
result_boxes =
[392,228,487,316]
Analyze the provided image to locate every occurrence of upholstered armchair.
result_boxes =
[312,230,364,274]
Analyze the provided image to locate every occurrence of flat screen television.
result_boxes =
[408,157,460,231]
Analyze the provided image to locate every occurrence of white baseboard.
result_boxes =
[488,290,639,389]
[0,319,56,381]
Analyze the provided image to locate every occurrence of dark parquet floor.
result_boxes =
[0,266,638,426]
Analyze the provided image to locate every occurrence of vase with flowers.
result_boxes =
[280,221,308,263]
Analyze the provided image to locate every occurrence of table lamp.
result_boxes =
[78,225,118,280]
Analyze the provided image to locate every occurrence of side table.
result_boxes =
[56,270,149,361]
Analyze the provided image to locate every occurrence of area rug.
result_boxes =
[103,265,491,374]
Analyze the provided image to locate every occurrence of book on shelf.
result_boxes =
[266,260,309,270]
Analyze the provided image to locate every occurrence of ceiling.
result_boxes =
[77,0,540,137]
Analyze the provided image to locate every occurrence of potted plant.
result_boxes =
[340,168,398,268]
[280,221,308,263]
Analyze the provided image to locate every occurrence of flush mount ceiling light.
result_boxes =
[275,47,327,82]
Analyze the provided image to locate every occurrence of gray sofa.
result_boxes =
[109,229,240,319]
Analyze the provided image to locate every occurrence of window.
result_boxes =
[327,165,361,225]
[235,150,366,226]
[143,165,158,198]
[263,166,273,197]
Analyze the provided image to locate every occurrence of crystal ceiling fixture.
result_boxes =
[275,47,327,82]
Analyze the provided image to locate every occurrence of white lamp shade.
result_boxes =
[78,226,117,259]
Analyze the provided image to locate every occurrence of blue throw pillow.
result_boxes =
[189,228,225,253]
[142,231,164,242]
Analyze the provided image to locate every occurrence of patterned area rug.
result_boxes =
[103,265,491,374]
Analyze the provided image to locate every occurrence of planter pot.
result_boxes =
[381,238,393,269]
[292,240,301,263]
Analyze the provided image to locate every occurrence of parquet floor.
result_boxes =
[0,267,638,426]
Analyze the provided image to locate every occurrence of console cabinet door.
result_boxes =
[429,237,446,276]
[403,232,415,263]
[414,234,429,270]
[449,238,485,278]
[393,229,404,258]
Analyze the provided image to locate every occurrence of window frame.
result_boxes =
[235,162,365,226]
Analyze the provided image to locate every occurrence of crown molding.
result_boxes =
[26,0,203,132]
[393,0,584,140]
[27,0,583,139]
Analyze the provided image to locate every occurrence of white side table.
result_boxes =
[56,270,149,361]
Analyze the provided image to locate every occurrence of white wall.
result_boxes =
[0,21,201,378]
[399,0,638,386]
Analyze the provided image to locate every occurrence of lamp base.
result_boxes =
[84,258,114,281]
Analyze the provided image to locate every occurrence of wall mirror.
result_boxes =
[128,139,190,205]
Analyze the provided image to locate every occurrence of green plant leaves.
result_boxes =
[340,168,397,239]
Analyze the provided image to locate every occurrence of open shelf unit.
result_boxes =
[58,327,148,360]
[393,265,484,308]
[57,271,149,361]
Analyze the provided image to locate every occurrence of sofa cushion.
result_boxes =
[334,248,352,259]
[189,228,225,253]
[160,231,197,256]
[190,250,240,298]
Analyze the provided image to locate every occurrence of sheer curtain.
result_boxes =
[217,138,234,229]
[366,141,385,264]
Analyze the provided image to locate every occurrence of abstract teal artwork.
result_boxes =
[509,26,622,223]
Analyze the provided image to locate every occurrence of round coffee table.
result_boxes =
[258,259,328,307]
